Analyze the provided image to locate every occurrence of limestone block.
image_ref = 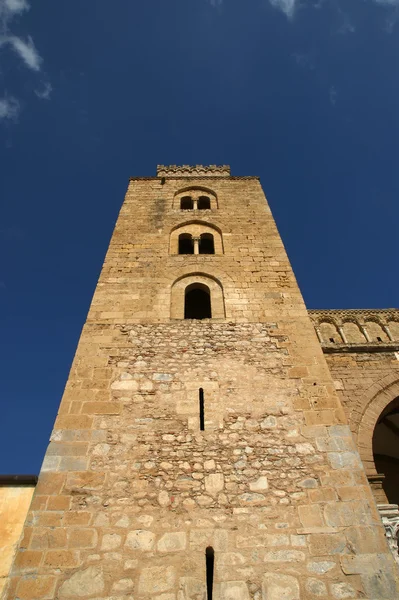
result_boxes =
[204,460,216,470]
[112,577,134,592]
[218,552,246,565]
[249,476,268,491]
[220,581,250,600]
[263,550,305,562]
[330,582,356,599]
[111,379,138,391]
[305,578,327,597]
[262,573,300,600]
[101,533,122,550]
[139,565,176,593]
[158,532,187,552]
[58,566,105,598]
[205,473,224,495]
[307,560,336,574]
[178,577,206,600]
[125,529,155,550]
[158,490,171,507]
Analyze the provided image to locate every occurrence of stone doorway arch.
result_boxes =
[357,375,399,502]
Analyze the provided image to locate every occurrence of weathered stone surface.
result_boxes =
[58,566,104,598]
[305,578,327,597]
[139,566,176,593]
[249,476,268,491]
[220,581,250,600]
[157,532,187,552]
[125,529,155,551]
[330,582,356,599]
[204,473,224,495]
[178,577,205,600]
[101,533,122,550]
[262,573,300,600]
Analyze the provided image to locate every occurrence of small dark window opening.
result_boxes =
[181,196,193,210]
[184,283,211,319]
[199,233,215,255]
[178,233,194,255]
[377,336,382,342]
[206,547,214,600]
[199,388,205,430]
[329,337,335,343]
[198,196,211,210]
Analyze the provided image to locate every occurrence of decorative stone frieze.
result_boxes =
[157,164,231,177]
[378,504,399,564]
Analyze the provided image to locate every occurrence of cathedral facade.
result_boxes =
[2,165,399,600]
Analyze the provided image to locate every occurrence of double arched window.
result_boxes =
[174,187,217,210]
[180,195,211,210]
[170,222,223,255]
[178,233,215,255]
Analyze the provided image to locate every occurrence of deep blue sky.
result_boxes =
[0,0,398,473]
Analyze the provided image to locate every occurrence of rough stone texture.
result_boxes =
[0,485,35,597]
[3,167,399,599]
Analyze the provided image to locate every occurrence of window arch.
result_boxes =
[170,274,225,320]
[170,222,223,255]
[174,187,218,210]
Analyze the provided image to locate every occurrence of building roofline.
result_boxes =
[0,474,38,486]
[129,176,260,181]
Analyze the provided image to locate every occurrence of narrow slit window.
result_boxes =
[199,388,205,431]
[377,336,382,342]
[206,547,214,600]
[329,337,335,343]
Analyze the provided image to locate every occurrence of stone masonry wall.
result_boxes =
[4,169,399,600]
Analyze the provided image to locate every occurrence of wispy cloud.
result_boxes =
[4,34,41,70]
[35,81,52,100]
[269,0,296,19]
[0,96,19,120]
[0,0,51,123]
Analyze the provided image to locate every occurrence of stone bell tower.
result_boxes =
[5,165,399,600]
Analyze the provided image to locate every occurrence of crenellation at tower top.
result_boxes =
[156,164,231,177]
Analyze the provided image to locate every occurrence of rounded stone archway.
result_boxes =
[356,376,399,502]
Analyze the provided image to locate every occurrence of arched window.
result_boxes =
[181,196,193,210]
[184,283,211,319]
[199,233,215,255]
[178,233,194,254]
[170,274,225,319]
[198,196,211,210]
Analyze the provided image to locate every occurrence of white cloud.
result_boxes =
[35,81,52,100]
[0,96,19,120]
[269,0,296,19]
[7,35,41,70]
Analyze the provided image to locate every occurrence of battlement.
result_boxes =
[156,164,231,177]
[308,308,399,351]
